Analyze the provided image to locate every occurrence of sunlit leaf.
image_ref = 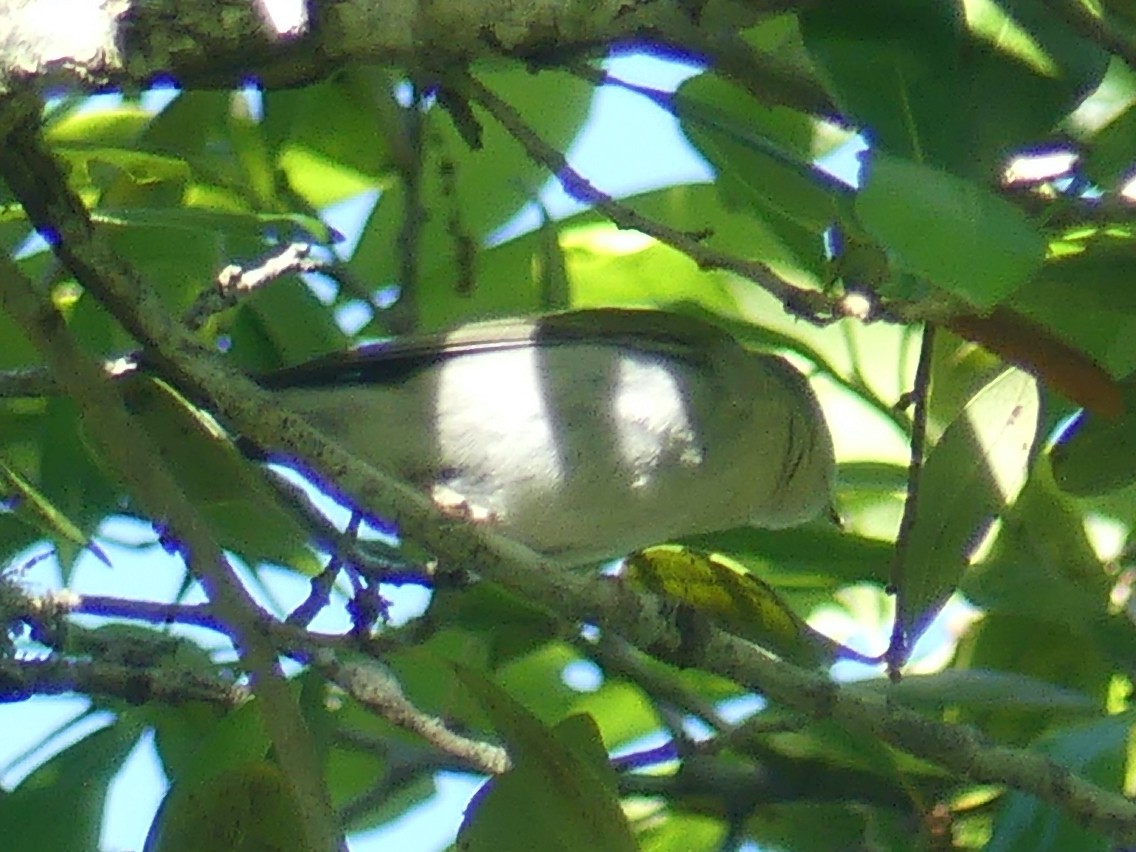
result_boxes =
[625,546,839,667]
[857,154,1046,308]
[0,455,107,563]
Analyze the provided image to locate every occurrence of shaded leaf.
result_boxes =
[898,368,1039,642]
[0,721,140,852]
[848,669,1097,715]
[455,667,636,852]
[802,0,1106,177]
[1006,234,1136,379]
[0,455,107,564]
[1051,373,1136,495]
[118,376,321,575]
[801,0,967,168]
[144,760,307,852]
[674,72,848,277]
[150,700,270,788]
[93,205,335,246]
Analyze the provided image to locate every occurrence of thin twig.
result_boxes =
[388,84,426,334]
[458,73,841,324]
[886,324,936,678]
[286,514,359,627]
[286,559,341,627]
[14,588,413,663]
[0,655,249,707]
[577,632,730,734]
[257,469,436,586]
[0,116,341,848]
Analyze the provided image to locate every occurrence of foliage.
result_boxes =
[2,1,1136,851]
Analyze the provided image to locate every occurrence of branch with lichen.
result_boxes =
[1,63,1135,849]
[0,111,343,851]
[457,72,848,324]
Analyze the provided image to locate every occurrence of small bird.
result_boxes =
[257,308,835,565]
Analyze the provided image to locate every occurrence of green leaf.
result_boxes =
[38,397,121,576]
[856,154,1046,308]
[801,0,1107,177]
[961,0,1109,161]
[46,102,153,146]
[674,72,849,278]
[225,273,351,373]
[93,206,335,246]
[1084,101,1136,189]
[266,65,398,206]
[1051,378,1136,496]
[0,454,105,562]
[954,613,1112,746]
[144,760,307,852]
[899,368,1039,642]
[801,0,968,169]
[962,458,1136,664]
[0,721,141,851]
[349,64,593,327]
[679,524,892,593]
[55,145,191,194]
[150,700,270,788]
[118,376,322,575]
[1008,238,1136,379]
[389,181,837,331]
[455,667,636,852]
[638,814,727,852]
[136,91,292,210]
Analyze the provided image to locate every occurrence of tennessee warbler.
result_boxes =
[257,309,835,565]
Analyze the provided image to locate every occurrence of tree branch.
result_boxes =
[459,71,843,323]
[887,323,935,675]
[183,242,324,331]
[0,111,342,850]
[317,651,511,776]
[0,655,248,708]
[0,0,764,92]
[1,58,1134,846]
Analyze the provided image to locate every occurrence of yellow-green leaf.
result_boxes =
[624,545,838,667]
[0,455,106,564]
